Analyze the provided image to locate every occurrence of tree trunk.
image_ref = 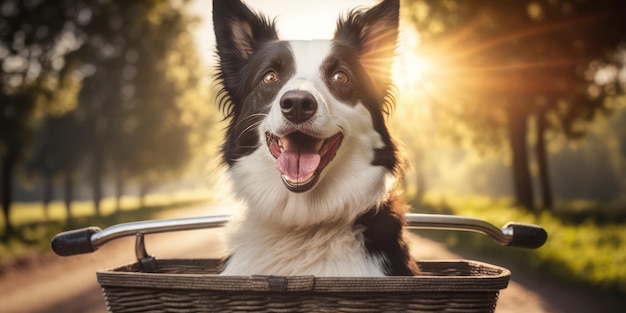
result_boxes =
[1,150,18,236]
[92,152,103,216]
[42,175,53,220]
[115,169,124,212]
[139,179,148,208]
[507,106,535,211]
[64,171,73,225]
[535,111,553,211]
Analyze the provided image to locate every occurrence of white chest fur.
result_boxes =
[221,219,386,277]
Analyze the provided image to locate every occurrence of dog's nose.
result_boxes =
[280,90,317,124]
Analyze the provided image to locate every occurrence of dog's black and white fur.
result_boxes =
[213,0,419,276]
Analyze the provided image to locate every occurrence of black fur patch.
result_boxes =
[213,0,298,165]
[354,195,420,276]
[220,42,295,165]
[332,0,401,175]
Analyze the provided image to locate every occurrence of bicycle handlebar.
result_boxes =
[404,214,547,249]
[51,213,547,257]
[51,215,229,256]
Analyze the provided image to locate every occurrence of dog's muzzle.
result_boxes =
[266,131,343,193]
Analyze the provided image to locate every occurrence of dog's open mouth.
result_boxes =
[266,131,343,193]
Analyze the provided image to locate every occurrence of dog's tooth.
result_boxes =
[315,140,324,153]
[319,141,327,155]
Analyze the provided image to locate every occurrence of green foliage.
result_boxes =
[400,0,626,210]
[0,193,212,268]
[411,196,626,294]
[0,0,80,155]
[403,0,626,145]
[2,0,219,232]
[71,0,213,184]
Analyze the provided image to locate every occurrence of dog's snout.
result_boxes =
[280,90,317,124]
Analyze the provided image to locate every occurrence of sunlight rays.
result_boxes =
[442,12,616,64]
[393,9,624,102]
[393,26,439,90]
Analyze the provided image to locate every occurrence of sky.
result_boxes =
[189,0,378,65]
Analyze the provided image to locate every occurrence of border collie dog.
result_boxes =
[213,0,419,277]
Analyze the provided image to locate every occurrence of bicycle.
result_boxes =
[52,213,547,313]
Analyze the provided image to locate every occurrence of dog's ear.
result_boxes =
[213,0,277,59]
[334,0,399,97]
[213,0,278,98]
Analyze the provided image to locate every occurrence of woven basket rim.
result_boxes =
[97,258,510,293]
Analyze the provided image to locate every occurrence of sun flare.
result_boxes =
[394,52,437,88]
[393,26,441,93]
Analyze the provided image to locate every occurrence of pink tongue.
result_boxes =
[277,137,320,181]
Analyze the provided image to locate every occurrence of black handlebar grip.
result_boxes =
[505,223,548,249]
[51,227,101,256]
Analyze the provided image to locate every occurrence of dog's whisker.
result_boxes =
[238,121,263,139]
[234,144,262,149]
[234,114,267,130]
[238,113,268,123]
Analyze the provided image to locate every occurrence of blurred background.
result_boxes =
[0,0,625,311]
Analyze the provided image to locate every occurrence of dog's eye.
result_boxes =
[331,71,349,84]
[262,71,279,84]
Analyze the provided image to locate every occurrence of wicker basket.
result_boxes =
[97,258,510,313]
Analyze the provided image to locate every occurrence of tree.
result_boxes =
[27,111,85,222]
[113,3,204,207]
[72,0,207,212]
[4,0,212,231]
[0,0,79,234]
[0,90,36,234]
[403,0,626,211]
[25,55,83,220]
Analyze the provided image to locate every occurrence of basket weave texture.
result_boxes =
[97,258,510,313]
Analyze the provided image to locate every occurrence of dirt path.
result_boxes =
[407,235,623,313]
[1,201,622,313]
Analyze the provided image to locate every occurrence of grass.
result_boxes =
[5,189,624,295]
[0,191,212,269]
[410,195,626,295]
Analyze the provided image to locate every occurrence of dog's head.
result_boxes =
[213,0,400,226]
